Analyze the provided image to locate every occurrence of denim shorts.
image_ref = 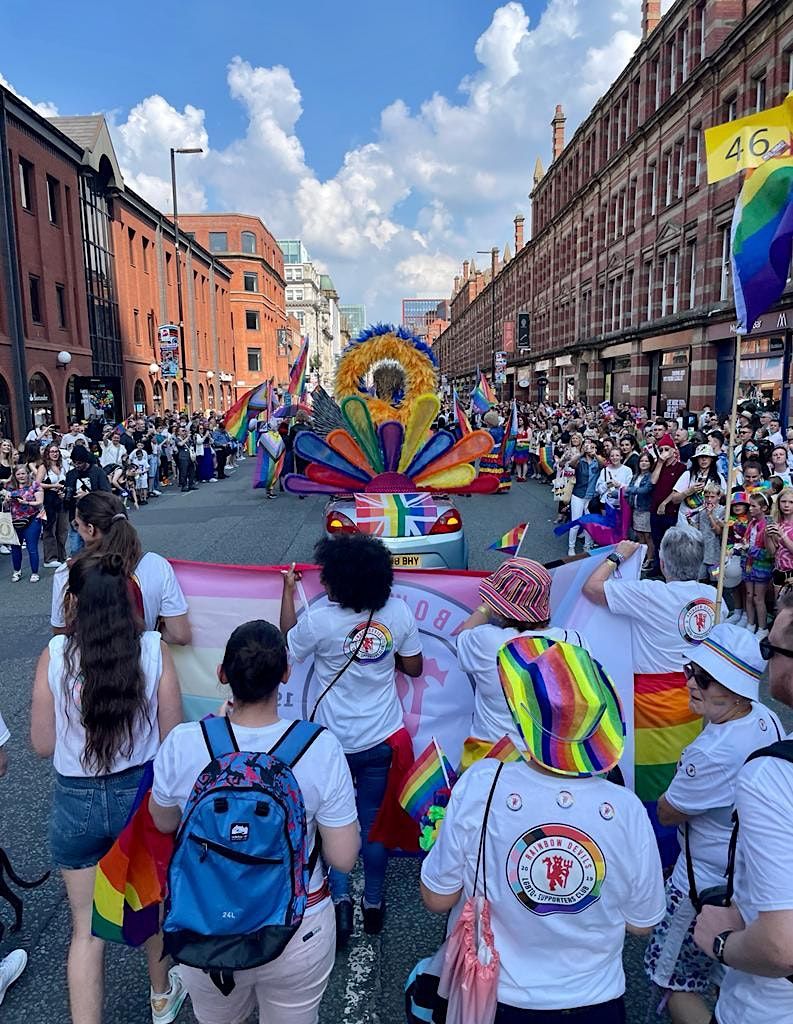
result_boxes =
[50,762,147,870]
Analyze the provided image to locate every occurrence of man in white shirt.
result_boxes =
[694,590,793,1023]
[0,712,29,1005]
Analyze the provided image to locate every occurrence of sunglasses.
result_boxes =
[683,662,716,689]
[759,637,793,661]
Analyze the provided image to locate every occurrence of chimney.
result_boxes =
[454,275,460,292]
[551,104,566,161]
[491,246,499,281]
[462,259,470,280]
[514,214,525,251]
[642,0,661,39]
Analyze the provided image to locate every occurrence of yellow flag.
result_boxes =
[704,93,793,185]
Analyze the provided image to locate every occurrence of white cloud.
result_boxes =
[94,1,654,319]
[0,73,58,117]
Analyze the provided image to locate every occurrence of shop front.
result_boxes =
[600,341,633,406]
[710,309,792,426]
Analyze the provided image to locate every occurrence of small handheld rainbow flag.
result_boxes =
[485,734,524,763]
[452,388,472,435]
[538,444,555,476]
[288,336,309,400]
[399,737,457,822]
[470,371,495,413]
[489,522,527,555]
[91,765,174,947]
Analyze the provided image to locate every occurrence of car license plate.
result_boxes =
[392,554,423,568]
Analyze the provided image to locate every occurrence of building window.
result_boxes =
[788,50,793,93]
[660,255,669,317]
[720,227,732,300]
[134,308,141,344]
[668,39,677,94]
[142,236,150,273]
[208,231,227,253]
[245,310,259,330]
[725,94,738,122]
[753,74,766,113]
[29,275,41,324]
[687,240,697,309]
[292,266,303,281]
[295,310,305,325]
[243,271,258,292]
[691,129,702,189]
[652,57,661,111]
[670,251,680,313]
[18,159,33,211]
[664,149,674,206]
[128,227,136,266]
[645,260,654,321]
[680,26,689,83]
[247,347,261,372]
[285,268,293,281]
[165,252,173,286]
[675,142,685,199]
[241,231,256,254]
[699,3,706,60]
[46,176,60,224]
[647,162,657,217]
[55,283,67,328]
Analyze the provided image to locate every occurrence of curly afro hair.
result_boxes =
[314,533,394,612]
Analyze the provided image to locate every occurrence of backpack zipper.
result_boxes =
[188,833,283,866]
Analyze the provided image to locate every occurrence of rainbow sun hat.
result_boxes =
[497,639,625,777]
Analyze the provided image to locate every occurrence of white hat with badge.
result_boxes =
[688,623,765,701]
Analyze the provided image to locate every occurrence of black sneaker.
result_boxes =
[361,898,385,935]
[335,899,353,950]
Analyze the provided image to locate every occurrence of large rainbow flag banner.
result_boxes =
[470,371,495,413]
[288,336,309,400]
[731,156,793,332]
[223,380,272,441]
[538,444,555,476]
[398,738,457,822]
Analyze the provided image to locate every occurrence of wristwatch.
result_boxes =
[713,930,733,965]
[606,552,624,568]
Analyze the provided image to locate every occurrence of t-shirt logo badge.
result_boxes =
[677,598,716,645]
[342,621,393,663]
[506,793,523,811]
[507,823,606,916]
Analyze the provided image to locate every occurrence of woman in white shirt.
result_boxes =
[663,446,726,526]
[280,534,422,948]
[595,449,632,507]
[30,552,185,1024]
[149,620,360,1024]
[644,623,782,1024]
[41,443,69,567]
[456,557,590,768]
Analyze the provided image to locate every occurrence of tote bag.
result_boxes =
[0,510,19,547]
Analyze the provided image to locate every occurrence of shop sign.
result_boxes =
[494,351,507,372]
[503,321,515,353]
[158,324,180,378]
[727,311,788,335]
[518,377,530,388]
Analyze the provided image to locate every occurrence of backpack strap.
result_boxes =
[200,715,239,761]
[269,719,325,768]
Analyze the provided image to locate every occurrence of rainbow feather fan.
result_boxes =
[283,392,500,495]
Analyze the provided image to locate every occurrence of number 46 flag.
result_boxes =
[705,93,793,185]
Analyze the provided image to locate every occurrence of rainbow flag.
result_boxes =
[288,336,309,400]
[355,492,439,538]
[223,386,255,441]
[538,444,555,476]
[91,765,174,946]
[731,156,793,332]
[452,388,471,435]
[489,522,527,554]
[485,735,524,763]
[635,671,703,868]
[399,738,457,822]
[470,371,495,413]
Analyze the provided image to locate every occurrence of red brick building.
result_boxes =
[0,88,92,439]
[436,0,793,422]
[179,214,290,394]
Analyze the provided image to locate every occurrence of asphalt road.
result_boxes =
[0,466,789,1024]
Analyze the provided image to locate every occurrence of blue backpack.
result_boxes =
[163,716,324,993]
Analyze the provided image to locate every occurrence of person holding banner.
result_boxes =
[582,530,726,869]
[280,535,423,948]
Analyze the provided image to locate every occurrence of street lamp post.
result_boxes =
[477,248,500,401]
[170,146,203,411]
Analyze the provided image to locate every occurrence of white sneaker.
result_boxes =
[151,489,162,496]
[150,966,187,1024]
[725,609,742,624]
[208,478,217,482]
[0,545,9,554]
[755,628,769,640]
[0,949,27,1006]
[745,622,757,633]
[11,571,21,582]
[43,560,61,568]
[30,574,40,583]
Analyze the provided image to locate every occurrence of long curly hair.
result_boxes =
[63,552,149,774]
[314,534,393,612]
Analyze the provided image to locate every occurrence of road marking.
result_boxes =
[341,872,379,1024]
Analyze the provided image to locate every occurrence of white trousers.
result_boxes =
[568,494,593,553]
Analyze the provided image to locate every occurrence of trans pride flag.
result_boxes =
[732,156,793,332]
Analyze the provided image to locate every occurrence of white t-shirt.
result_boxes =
[151,718,357,915]
[49,631,163,777]
[100,442,125,467]
[596,465,632,506]
[603,579,726,674]
[51,551,188,631]
[421,760,666,1010]
[286,595,422,753]
[716,731,793,1024]
[667,703,783,894]
[457,624,591,744]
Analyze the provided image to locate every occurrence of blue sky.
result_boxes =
[0,1,662,320]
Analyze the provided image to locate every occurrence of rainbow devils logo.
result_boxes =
[507,823,606,916]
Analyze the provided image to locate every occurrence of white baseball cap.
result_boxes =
[689,623,765,701]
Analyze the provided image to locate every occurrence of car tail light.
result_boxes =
[326,510,359,534]
[430,508,462,535]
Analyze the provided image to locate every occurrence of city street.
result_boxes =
[1,467,790,1024]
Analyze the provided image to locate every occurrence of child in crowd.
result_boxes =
[147,438,162,497]
[767,485,793,593]
[690,483,725,582]
[741,490,773,638]
[123,463,140,509]
[725,493,751,626]
[129,441,149,506]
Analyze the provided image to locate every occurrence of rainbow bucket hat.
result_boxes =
[497,639,625,777]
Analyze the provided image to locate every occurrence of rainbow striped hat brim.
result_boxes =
[498,640,625,777]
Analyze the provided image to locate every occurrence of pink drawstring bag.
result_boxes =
[436,762,503,1024]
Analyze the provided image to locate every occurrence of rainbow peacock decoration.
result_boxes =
[283,324,500,495]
